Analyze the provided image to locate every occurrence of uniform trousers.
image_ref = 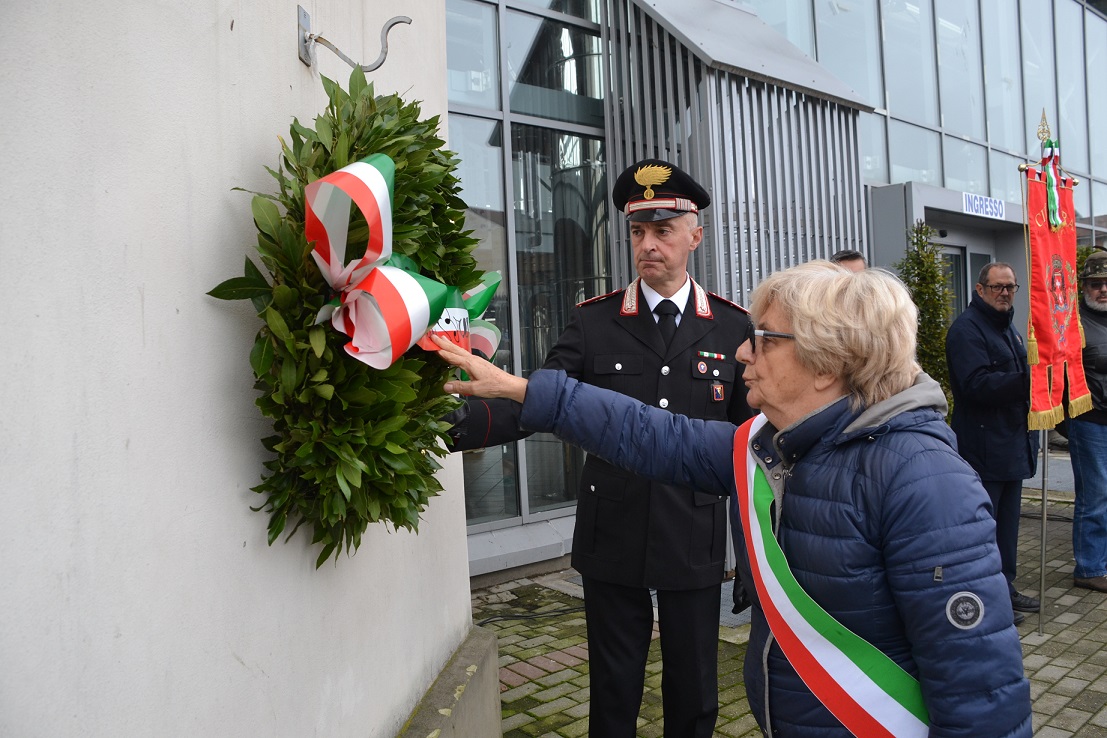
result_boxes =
[982,479,1023,595]
[583,576,720,738]
[1069,418,1107,579]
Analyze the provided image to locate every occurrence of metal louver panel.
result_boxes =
[602,0,868,305]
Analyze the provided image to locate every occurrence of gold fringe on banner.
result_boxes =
[1069,393,1094,419]
[1028,405,1064,431]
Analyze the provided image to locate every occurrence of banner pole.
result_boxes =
[1038,429,1048,636]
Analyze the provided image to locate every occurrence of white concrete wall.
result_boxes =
[0,2,471,736]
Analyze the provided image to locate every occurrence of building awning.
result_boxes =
[633,0,874,111]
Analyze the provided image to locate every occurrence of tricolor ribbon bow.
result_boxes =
[306,153,504,369]
[1041,139,1063,229]
[306,154,450,369]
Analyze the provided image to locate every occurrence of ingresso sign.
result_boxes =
[962,192,1006,220]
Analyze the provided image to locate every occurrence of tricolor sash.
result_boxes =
[733,414,929,737]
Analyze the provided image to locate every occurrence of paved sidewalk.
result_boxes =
[472,485,1107,736]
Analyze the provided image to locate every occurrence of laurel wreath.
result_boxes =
[209,69,477,566]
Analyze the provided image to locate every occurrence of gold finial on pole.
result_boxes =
[1037,109,1051,142]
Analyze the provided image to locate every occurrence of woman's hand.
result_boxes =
[430,333,529,402]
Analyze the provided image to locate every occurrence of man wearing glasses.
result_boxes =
[1069,250,1107,593]
[946,262,1041,625]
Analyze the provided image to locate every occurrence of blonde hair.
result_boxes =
[749,261,921,408]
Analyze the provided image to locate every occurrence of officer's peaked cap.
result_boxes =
[611,159,710,222]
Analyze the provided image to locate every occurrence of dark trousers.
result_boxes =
[982,479,1023,594]
[582,576,721,738]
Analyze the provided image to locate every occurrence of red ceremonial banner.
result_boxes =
[1024,163,1092,429]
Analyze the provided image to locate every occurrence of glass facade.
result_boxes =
[882,0,939,126]
[935,0,985,139]
[982,0,1026,153]
[447,0,607,529]
[813,0,884,109]
[813,0,1107,244]
[1088,12,1107,174]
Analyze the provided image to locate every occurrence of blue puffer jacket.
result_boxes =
[520,369,1031,738]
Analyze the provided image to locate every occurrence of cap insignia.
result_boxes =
[634,164,672,200]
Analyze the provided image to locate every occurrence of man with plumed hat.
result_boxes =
[445,158,753,737]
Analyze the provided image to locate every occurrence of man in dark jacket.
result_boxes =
[946,262,1041,622]
[447,159,753,737]
[1070,250,1107,593]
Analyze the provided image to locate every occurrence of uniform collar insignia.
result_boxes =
[620,277,713,319]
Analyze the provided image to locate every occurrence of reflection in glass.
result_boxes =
[859,112,888,184]
[1095,181,1107,231]
[748,0,814,57]
[981,0,1024,152]
[513,0,602,24]
[969,252,992,309]
[1075,182,1091,227]
[944,138,987,195]
[1078,227,1095,252]
[1055,0,1088,172]
[1020,0,1056,154]
[451,116,506,217]
[882,0,938,126]
[943,251,967,318]
[511,125,607,514]
[814,0,883,109]
[935,0,984,139]
[446,0,500,110]
[506,11,604,127]
[448,116,519,525]
[1087,13,1107,174]
[888,120,940,186]
[990,150,1024,204]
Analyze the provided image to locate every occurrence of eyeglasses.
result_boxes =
[1085,279,1107,291]
[983,283,1020,294]
[743,322,795,351]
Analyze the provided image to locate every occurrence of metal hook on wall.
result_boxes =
[297,6,411,72]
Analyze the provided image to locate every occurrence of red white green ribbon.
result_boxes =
[733,414,929,737]
[468,319,501,359]
[305,154,448,369]
[414,271,504,358]
[1041,140,1062,229]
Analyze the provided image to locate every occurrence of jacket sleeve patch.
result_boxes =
[945,591,985,630]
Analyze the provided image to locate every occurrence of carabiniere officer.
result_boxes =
[446,158,753,738]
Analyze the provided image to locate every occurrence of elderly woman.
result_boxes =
[433,262,1030,737]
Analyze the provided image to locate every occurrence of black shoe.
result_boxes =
[1013,611,1025,626]
[1074,575,1107,593]
[1011,592,1040,613]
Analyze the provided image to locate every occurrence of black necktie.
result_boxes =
[655,299,679,347]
